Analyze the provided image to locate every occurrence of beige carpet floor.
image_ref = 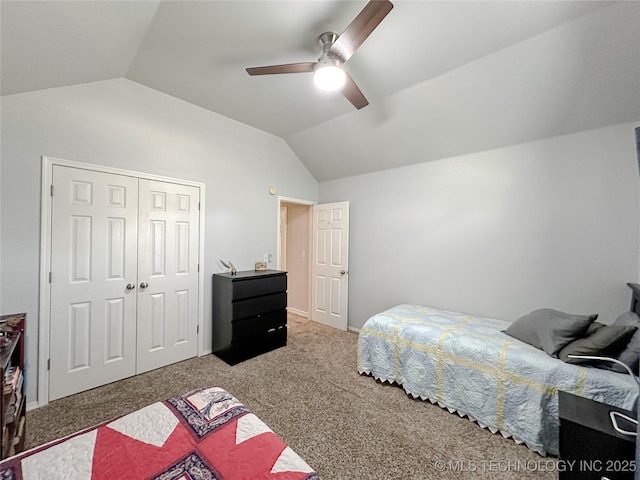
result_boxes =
[26,315,556,479]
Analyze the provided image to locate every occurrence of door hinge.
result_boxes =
[47,358,50,371]
[198,202,201,211]
[49,272,52,283]
[197,325,200,334]
[50,185,54,197]
[197,264,200,272]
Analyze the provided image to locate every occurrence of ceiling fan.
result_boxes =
[246,0,394,110]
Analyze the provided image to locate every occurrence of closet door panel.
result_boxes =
[49,166,138,400]
[137,180,200,373]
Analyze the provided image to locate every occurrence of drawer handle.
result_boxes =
[610,411,637,437]
[267,328,276,333]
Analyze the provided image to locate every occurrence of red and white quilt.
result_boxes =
[0,387,320,480]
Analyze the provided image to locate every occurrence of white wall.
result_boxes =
[320,122,640,329]
[0,78,318,404]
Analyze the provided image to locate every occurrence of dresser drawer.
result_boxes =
[232,292,286,320]
[232,310,286,341]
[214,326,287,366]
[231,326,287,353]
[232,275,286,300]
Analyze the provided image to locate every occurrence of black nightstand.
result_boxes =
[559,391,636,480]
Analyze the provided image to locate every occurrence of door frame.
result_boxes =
[276,196,314,318]
[38,155,206,408]
[278,205,287,271]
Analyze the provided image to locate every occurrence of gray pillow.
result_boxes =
[585,321,606,336]
[609,311,640,374]
[558,324,637,364]
[504,308,597,357]
[613,311,640,328]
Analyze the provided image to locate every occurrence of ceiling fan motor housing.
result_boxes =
[318,32,342,60]
[319,32,340,51]
[316,31,344,74]
[314,55,342,72]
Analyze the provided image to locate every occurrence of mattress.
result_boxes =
[0,386,320,480]
[357,304,639,455]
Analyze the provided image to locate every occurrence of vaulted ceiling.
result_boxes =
[2,1,639,181]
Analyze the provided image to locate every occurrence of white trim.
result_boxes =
[277,196,315,206]
[286,307,308,318]
[26,401,40,412]
[41,156,206,187]
[38,157,53,409]
[348,326,360,333]
[196,187,206,359]
[38,155,206,407]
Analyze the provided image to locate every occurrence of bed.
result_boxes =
[357,303,639,456]
[0,386,320,480]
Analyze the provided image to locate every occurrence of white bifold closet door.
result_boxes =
[136,179,199,374]
[49,166,199,401]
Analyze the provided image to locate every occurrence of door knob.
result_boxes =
[340,270,347,275]
[126,283,136,290]
[140,282,149,289]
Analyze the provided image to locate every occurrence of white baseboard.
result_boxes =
[27,400,40,412]
[287,307,308,318]
[348,326,361,333]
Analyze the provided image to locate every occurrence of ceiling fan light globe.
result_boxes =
[314,65,346,91]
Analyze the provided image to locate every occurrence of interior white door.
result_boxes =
[311,201,349,330]
[136,180,200,373]
[49,166,139,400]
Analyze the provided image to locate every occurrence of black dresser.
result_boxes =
[212,270,287,365]
[559,391,636,480]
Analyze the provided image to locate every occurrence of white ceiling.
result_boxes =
[2,1,639,181]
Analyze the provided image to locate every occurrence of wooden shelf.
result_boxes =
[0,313,25,460]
